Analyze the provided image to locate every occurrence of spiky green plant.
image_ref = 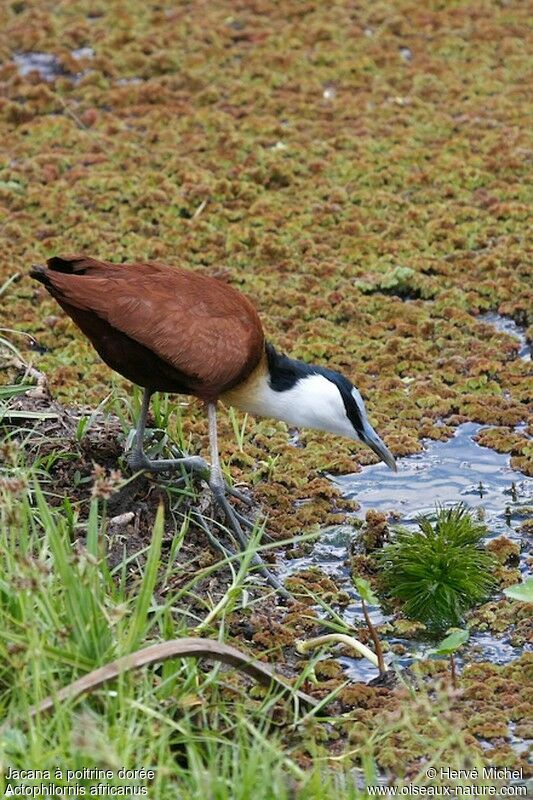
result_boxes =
[378,505,496,632]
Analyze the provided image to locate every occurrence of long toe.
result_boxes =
[207,474,272,539]
[126,452,210,477]
[225,484,253,506]
[207,477,290,598]
[233,510,275,542]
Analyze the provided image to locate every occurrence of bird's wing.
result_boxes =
[41,256,265,395]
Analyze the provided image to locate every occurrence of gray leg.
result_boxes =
[126,391,289,598]
[206,401,250,551]
[127,387,210,479]
[127,390,250,499]
[206,403,289,598]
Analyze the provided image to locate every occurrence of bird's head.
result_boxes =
[257,346,398,471]
[296,369,397,471]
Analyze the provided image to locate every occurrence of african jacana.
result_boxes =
[31,256,396,591]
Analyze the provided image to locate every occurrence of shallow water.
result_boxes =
[479,312,531,361]
[13,49,93,83]
[282,422,532,681]
[332,422,531,540]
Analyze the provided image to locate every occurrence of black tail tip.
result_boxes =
[46,256,76,272]
[30,264,50,285]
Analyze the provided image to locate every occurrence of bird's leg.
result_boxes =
[127,395,287,595]
[126,387,210,479]
[206,401,249,547]
[124,392,286,594]
[127,386,152,470]
[126,389,251,505]
[206,402,289,598]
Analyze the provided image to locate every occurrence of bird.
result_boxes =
[31,255,396,592]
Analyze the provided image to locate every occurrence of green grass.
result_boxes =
[1,419,502,797]
[0,419,369,798]
[0,465,304,796]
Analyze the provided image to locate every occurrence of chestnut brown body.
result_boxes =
[32,255,265,402]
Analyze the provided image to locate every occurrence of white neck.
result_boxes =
[223,368,357,439]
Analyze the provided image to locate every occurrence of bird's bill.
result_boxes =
[361,426,397,472]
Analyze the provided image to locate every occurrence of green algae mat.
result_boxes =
[2,0,531,494]
[0,0,532,790]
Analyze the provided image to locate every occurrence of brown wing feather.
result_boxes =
[38,255,265,400]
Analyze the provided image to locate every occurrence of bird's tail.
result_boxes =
[29,264,52,286]
[30,255,108,286]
